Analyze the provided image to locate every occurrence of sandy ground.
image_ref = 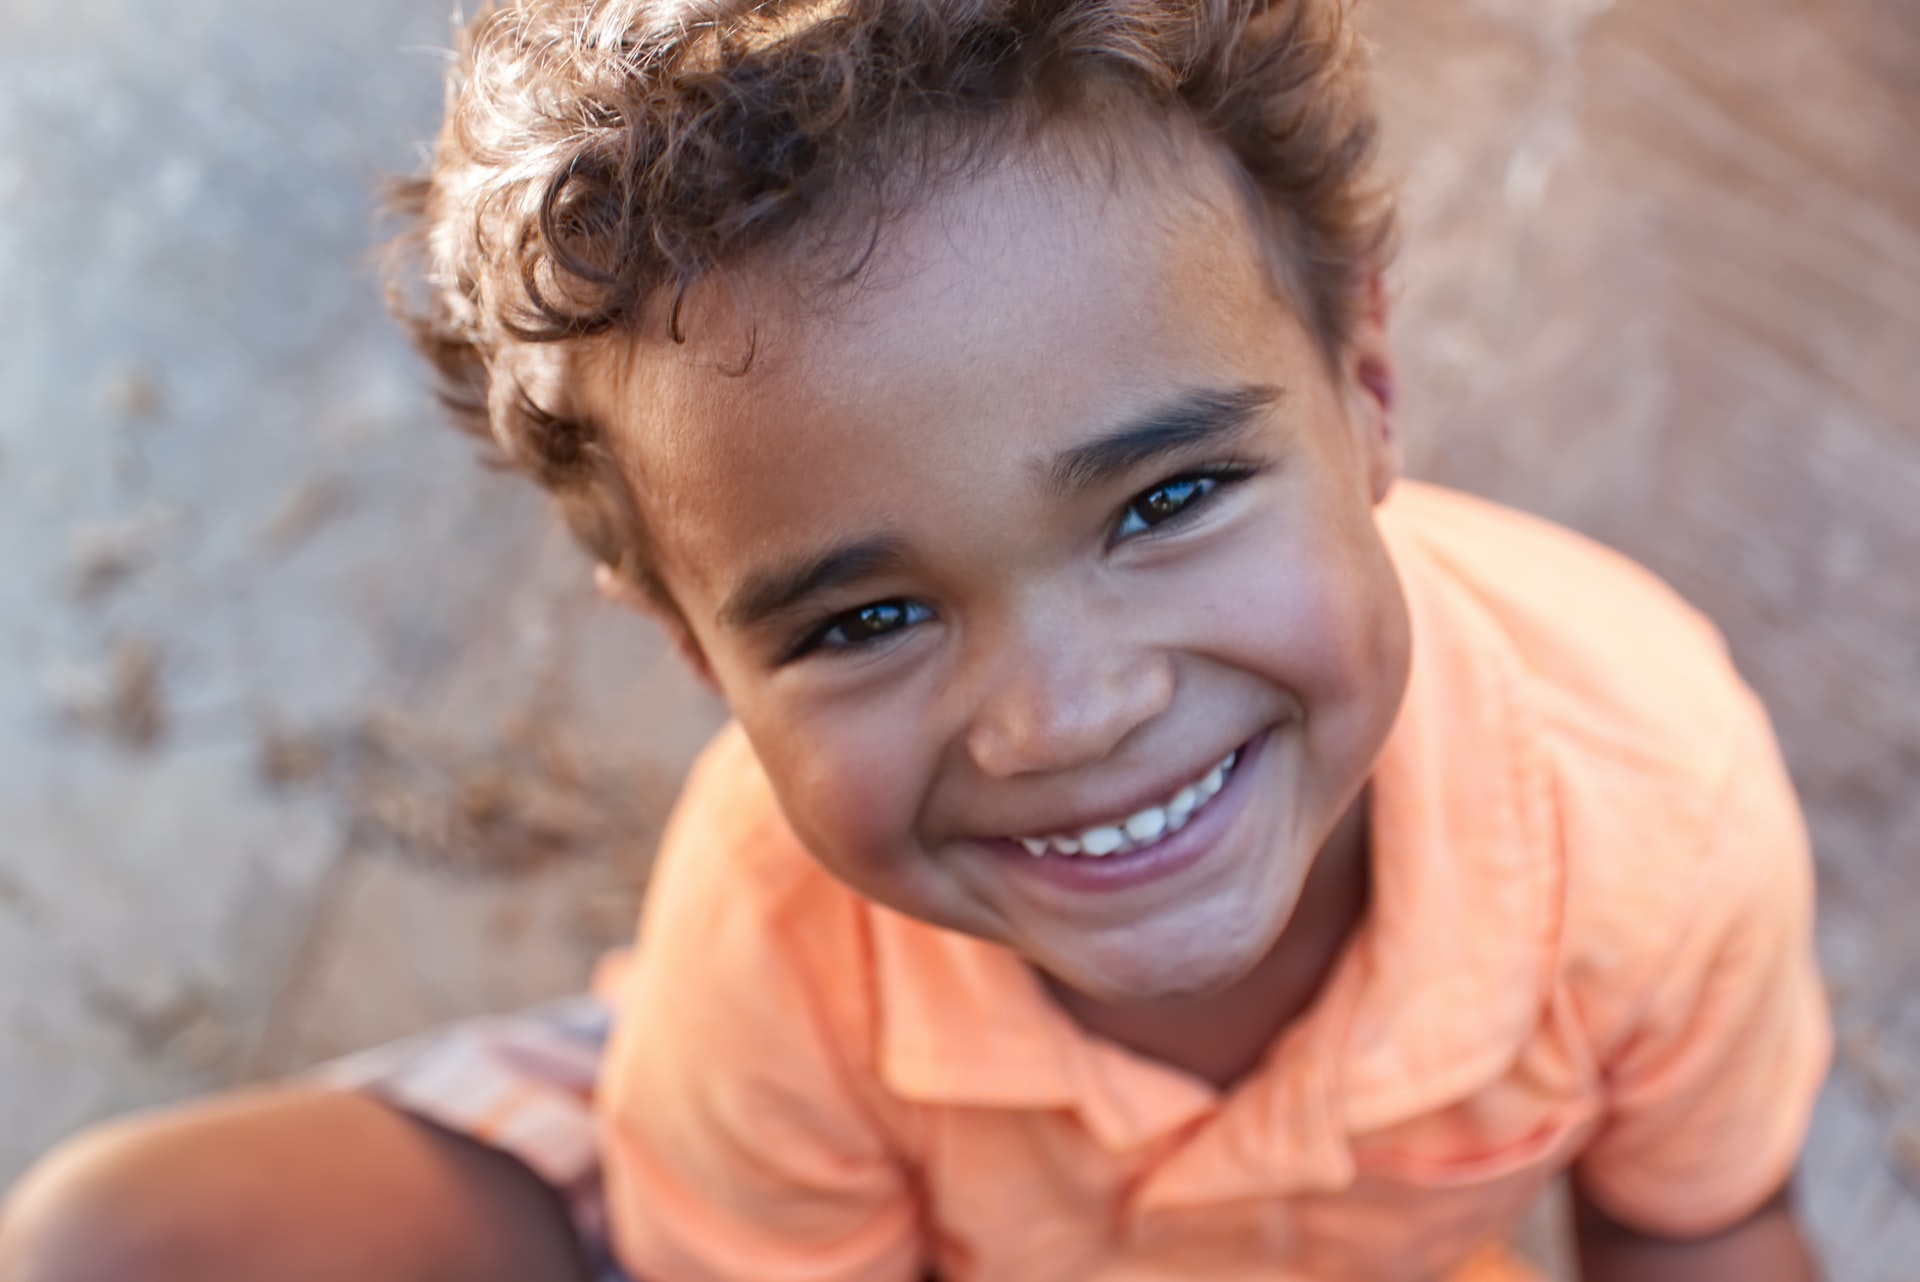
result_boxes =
[0,0,1914,1275]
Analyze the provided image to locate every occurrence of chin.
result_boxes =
[1052,931,1273,1006]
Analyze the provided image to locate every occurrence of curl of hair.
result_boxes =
[389,0,1393,605]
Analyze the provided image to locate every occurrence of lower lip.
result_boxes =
[987,731,1268,895]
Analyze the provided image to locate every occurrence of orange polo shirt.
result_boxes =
[598,482,1830,1282]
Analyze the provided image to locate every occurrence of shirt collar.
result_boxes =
[870,906,1221,1149]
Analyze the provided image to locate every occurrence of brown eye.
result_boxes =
[1117,476,1215,538]
[795,599,934,659]
[837,603,910,642]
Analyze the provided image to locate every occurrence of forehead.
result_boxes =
[587,126,1318,599]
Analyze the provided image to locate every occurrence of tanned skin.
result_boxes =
[0,1088,588,1282]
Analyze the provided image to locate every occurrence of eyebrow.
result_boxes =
[719,534,911,632]
[1046,383,1283,496]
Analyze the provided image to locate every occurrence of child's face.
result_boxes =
[592,128,1410,1005]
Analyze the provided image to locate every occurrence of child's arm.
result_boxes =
[0,1086,588,1282]
[1572,1182,1819,1281]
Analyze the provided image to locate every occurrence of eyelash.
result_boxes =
[782,463,1259,662]
[784,599,934,663]
[1110,463,1260,543]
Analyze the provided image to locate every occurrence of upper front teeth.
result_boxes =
[1015,749,1238,859]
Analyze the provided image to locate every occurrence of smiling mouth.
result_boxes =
[1009,747,1243,859]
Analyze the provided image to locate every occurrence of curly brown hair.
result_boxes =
[390,0,1392,616]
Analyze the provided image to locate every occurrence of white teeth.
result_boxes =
[1011,747,1242,859]
[1124,808,1167,843]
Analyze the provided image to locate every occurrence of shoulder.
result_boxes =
[1381,480,1755,793]
[1380,481,1745,756]
[617,722,881,1067]
[1379,483,1810,1054]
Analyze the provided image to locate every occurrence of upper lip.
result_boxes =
[972,737,1251,841]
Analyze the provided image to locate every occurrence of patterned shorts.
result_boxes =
[309,994,630,1282]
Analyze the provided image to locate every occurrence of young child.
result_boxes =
[0,0,1830,1279]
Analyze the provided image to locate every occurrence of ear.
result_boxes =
[1344,272,1402,505]
[594,563,720,690]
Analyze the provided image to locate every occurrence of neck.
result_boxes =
[1043,790,1373,1090]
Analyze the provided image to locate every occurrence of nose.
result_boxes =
[962,609,1175,780]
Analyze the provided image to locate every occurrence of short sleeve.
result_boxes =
[597,735,923,1282]
[1574,706,1832,1237]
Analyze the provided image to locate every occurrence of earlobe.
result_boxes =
[1349,274,1402,505]
[1356,349,1402,504]
[593,562,649,611]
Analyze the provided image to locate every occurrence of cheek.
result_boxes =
[1297,528,1411,760]
[1195,504,1406,721]
[739,694,937,883]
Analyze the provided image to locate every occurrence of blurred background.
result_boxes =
[0,0,1913,1275]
